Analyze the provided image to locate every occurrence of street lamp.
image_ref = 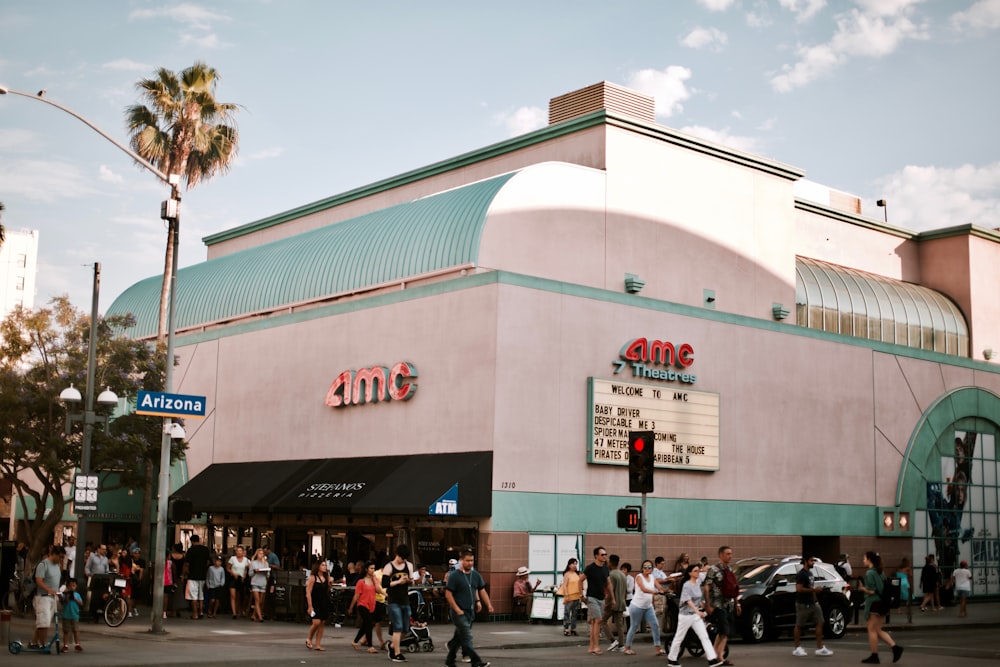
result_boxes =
[59,263,119,585]
[1,85,181,633]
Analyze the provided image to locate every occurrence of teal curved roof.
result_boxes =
[107,172,517,338]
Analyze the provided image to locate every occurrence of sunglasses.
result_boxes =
[642,565,653,569]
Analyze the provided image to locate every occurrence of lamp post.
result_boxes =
[1,85,181,633]
[59,263,119,585]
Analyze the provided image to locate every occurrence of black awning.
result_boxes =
[172,459,317,514]
[174,451,492,518]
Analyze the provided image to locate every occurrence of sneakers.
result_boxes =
[667,661,681,667]
[892,645,903,663]
[391,655,407,663]
[793,647,808,656]
[709,660,725,667]
[861,654,880,664]
[475,663,491,667]
[816,646,834,656]
[608,640,620,652]
[462,658,472,664]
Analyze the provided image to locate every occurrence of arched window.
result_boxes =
[796,256,969,356]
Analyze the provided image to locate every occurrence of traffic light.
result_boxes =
[617,507,641,531]
[628,430,655,493]
[170,498,193,522]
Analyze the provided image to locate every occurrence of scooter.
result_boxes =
[8,606,61,655]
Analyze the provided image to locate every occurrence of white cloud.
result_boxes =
[681,26,729,51]
[234,147,284,166]
[181,32,223,49]
[680,125,762,154]
[778,0,827,22]
[0,128,37,152]
[102,58,152,72]
[626,66,693,118]
[98,165,124,184]
[698,0,737,11]
[746,11,773,28]
[0,159,99,202]
[128,3,229,30]
[497,106,547,137]
[770,3,929,92]
[950,0,1000,32]
[871,162,1000,231]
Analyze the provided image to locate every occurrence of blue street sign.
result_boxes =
[136,390,207,419]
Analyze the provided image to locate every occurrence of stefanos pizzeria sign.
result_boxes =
[325,361,418,408]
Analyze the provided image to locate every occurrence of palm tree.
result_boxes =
[0,201,6,247]
[125,61,239,342]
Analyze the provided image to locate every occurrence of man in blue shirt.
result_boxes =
[444,548,493,667]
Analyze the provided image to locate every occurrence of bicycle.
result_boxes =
[102,575,130,627]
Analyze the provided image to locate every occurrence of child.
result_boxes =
[61,578,83,652]
[206,556,226,618]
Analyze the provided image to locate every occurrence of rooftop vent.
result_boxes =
[549,81,655,126]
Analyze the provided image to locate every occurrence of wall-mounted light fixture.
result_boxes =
[704,289,716,309]
[898,512,910,531]
[883,512,894,531]
[772,303,790,320]
[876,199,888,223]
[624,274,645,294]
[984,348,994,361]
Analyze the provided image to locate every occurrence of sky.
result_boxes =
[1,0,999,313]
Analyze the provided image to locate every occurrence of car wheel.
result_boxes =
[824,604,848,639]
[741,605,768,643]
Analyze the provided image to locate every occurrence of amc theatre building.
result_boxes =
[108,82,1000,610]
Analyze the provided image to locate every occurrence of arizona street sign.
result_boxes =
[136,390,207,419]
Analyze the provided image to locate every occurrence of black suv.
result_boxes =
[731,555,851,643]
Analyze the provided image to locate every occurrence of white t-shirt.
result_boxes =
[631,573,655,609]
[953,568,972,592]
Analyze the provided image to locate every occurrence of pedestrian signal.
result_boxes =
[617,507,641,531]
[628,430,655,493]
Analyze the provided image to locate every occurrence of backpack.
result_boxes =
[880,575,900,609]
[720,567,740,599]
[834,562,849,579]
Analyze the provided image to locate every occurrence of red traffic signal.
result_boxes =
[628,430,655,493]
[617,507,641,531]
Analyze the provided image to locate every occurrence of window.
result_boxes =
[795,257,969,356]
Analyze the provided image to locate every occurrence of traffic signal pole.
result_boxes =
[641,492,647,563]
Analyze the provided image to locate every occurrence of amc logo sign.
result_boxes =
[325,361,418,408]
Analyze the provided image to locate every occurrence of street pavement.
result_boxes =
[2,601,998,666]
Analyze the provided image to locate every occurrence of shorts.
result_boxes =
[250,582,267,593]
[795,602,824,627]
[34,596,55,629]
[186,580,205,601]
[374,601,387,621]
[956,589,970,600]
[206,586,223,602]
[62,618,80,635]
[585,597,605,621]
[710,605,735,637]
[387,602,411,635]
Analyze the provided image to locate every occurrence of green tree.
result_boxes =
[125,61,240,343]
[0,200,6,246]
[0,297,183,567]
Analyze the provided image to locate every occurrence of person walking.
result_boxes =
[919,554,939,612]
[304,560,332,650]
[226,545,250,618]
[859,551,903,664]
[703,545,739,666]
[382,543,415,662]
[444,548,493,667]
[248,548,270,622]
[557,558,582,636]
[623,560,665,656]
[897,557,913,623]
[601,554,627,651]
[582,546,615,655]
[666,563,723,667]
[347,561,383,653]
[791,556,834,657]
[949,560,972,618]
[183,534,211,620]
[206,556,226,618]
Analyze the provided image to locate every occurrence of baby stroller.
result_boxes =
[398,590,434,653]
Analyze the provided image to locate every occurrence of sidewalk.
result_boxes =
[5,600,999,653]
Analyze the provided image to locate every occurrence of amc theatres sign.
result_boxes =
[325,361,418,408]
[613,337,697,384]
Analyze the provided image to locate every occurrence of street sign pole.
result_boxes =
[641,492,647,563]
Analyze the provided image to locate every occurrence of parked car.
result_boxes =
[731,555,851,643]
